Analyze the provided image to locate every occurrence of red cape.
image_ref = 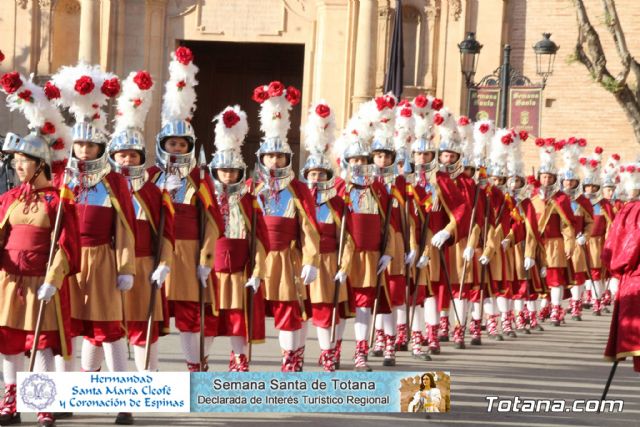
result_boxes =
[104,171,137,241]
[135,180,175,248]
[602,200,640,275]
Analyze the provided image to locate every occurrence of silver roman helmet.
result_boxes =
[209,105,248,197]
[580,146,604,202]
[558,137,586,199]
[487,128,513,188]
[435,107,463,178]
[3,131,51,167]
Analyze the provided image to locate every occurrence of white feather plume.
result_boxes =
[508,130,525,177]
[472,120,494,165]
[113,70,154,135]
[303,100,336,156]
[435,107,458,142]
[412,96,434,141]
[458,117,473,161]
[601,153,621,184]
[561,138,584,174]
[490,128,512,171]
[161,48,199,124]
[213,105,248,152]
[259,94,291,140]
[394,104,415,152]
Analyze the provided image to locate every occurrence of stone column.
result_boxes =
[351,0,378,112]
[78,0,99,63]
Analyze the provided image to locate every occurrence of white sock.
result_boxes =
[204,336,214,355]
[230,336,247,355]
[103,339,128,372]
[56,336,81,372]
[179,332,199,364]
[496,296,509,314]
[550,286,563,305]
[472,302,482,320]
[440,310,448,318]
[397,305,407,328]
[317,327,332,350]
[81,339,104,371]
[514,299,524,313]
[570,284,583,301]
[2,353,24,384]
[354,307,370,341]
[424,297,438,326]
[453,298,467,325]
[540,298,549,309]
[279,330,296,351]
[375,313,383,330]
[526,300,536,312]
[34,348,55,372]
[593,280,603,299]
[133,344,158,372]
[585,280,593,292]
[411,305,424,331]
[382,310,397,335]
[336,317,347,341]
[483,298,495,316]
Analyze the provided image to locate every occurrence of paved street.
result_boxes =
[4,307,639,426]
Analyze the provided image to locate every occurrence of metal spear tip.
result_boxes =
[198,146,206,167]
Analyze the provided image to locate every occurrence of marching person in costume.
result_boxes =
[0,72,79,427]
[108,70,175,373]
[369,94,416,364]
[432,108,472,347]
[559,137,593,321]
[599,153,621,308]
[505,130,545,333]
[530,138,576,327]
[147,46,222,372]
[579,147,614,316]
[332,105,394,371]
[603,163,640,372]
[209,105,267,372]
[406,94,442,357]
[300,101,354,372]
[251,81,320,372]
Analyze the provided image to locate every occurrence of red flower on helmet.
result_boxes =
[315,104,331,118]
[133,98,142,108]
[375,96,387,111]
[458,116,470,126]
[101,77,121,98]
[595,146,603,154]
[267,81,284,97]
[176,80,186,90]
[501,134,513,145]
[174,46,194,65]
[519,130,529,141]
[568,136,577,145]
[92,112,100,121]
[384,95,396,109]
[74,75,95,95]
[17,89,32,102]
[413,94,427,109]
[431,98,443,111]
[579,157,587,166]
[479,123,490,134]
[252,85,268,103]
[578,138,587,147]
[41,121,56,135]
[44,81,61,100]
[589,159,598,168]
[398,99,410,107]
[1,72,22,94]
[535,137,545,147]
[627,165,636,173]
[433,113,444,126]
[222,109,240,128]
[285,85,301,106]
[92,103,99,109]
[400,107,413,118]
[0,50,4,63]
[612,153,620,161]
[133,71,153,90]
[51,138,65,150]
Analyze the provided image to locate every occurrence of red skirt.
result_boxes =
[604,272,640,372]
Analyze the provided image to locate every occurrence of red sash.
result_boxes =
[573,215,585,234]
[319,222,337,254]
[263,216,298,251]
[591,215,606,237]
[350,213,380,251]
[78,205,114,247]
[214,238,249,273]
[543,213,562,239]
[135,219,153,258]
[1,224,50,276]
[173,204,199,240]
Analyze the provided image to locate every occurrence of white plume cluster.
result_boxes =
[161,47,199,125]
[258,92,291,141]
[213,105,248,153]
[303,100,336,156]
[458,116,473,163]
[601,153,621,185]
[113,70,155,135]
[472,120,494,166]
[490,128,513,172]
[508,130,526,177]
[394,102,415,152]
[561,137,585,175]
[435,107,459,142]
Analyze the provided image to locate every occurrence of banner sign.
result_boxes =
[508,86,543,137]
[467,87,500,122]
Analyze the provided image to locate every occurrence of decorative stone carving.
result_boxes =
[16,0,29,10]
[38,0,52,8]
[56,0,80,14]
[448,0,461,21]
[425,0,441,22]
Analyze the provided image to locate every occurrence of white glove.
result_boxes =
[524,257,535,271]
[501,239,510,249]
[244,276,261,293]
[416,255,430,269]
[166,174,182,192]
[478,255,490,265]
[117,274,134,292]
[462,246,474,262]
[609,277,620,288]
[576,233,587,246]
[334,270,348,284]
[37,283,57,302]
[197,265,212,288]
[300,265,318,284]
[150,265,170,289]
[540,267,547,278]
[377,255,392,275]
[431,229,451,249]
[404,250,417,265]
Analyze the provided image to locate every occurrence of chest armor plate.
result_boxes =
[258,186,296,218]
[349,187,379,214]
[69,180,112,207]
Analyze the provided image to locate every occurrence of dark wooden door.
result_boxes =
[182,40,305,173]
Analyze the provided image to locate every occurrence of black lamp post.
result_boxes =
[533,33,560,89]
[458,32,483,88]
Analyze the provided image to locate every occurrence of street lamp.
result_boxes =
[458,32,483,88]
[533,33,559,89]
